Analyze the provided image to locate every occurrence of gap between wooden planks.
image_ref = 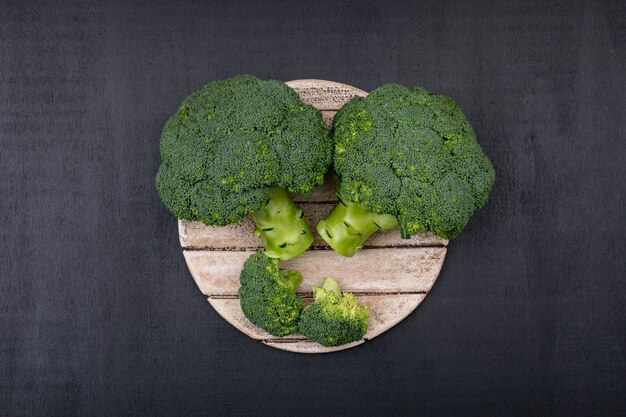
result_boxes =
[179,79,448,353]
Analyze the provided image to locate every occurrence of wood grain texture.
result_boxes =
[180,79,447,353]
[184,247,446,296]
[285,79,367,110]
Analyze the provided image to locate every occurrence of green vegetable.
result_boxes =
[155,75,331,260]
[317,84,495,256]
[238,251,303,337]
[298,277,369,347]
[249,187,313,261]
[316,189,399,257]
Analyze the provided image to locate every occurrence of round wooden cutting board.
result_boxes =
[179,79,448,353]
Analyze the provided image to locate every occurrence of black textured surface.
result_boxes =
[1,1,624,416]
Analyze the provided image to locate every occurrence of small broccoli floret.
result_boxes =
[155,75,330,260]
[318,84,495,256]
[298,277,369,347]
[238,251,303,337]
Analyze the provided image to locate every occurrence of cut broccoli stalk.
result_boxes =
[317,276,341,296]
[250,187,314,260]
[316,192,399,257]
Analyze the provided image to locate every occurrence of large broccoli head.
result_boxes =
[238,251,303,337]
[156,75,331,259]
[317,84,495,256]
[298,277,369,347]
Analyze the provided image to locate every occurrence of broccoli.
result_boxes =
[298,277,369,347]
[238,251,303,337]
[317,84,495,257]
[155,75,331,260]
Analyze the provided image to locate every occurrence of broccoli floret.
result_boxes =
[238,251,303,337]
[298,277,369,347]
[317,84,495,256]
[156,75,331,260]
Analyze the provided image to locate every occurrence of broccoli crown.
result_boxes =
[238,251,303,337]
[156,74,330,225]
[332,84,495,239]
[298,277,369,347]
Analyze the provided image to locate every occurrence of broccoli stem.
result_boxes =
[320,276,341,296]
[316,193,399,257]
[250,187,314,261]
[312,276,341,301]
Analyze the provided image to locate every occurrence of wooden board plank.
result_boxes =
[178,212,447,250]
[285,79,367,110]
[184,247,446,296]
[208,294,426,345]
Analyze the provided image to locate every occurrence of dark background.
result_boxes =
[1,0,624,416]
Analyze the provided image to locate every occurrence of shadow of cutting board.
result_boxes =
[179,79,448,353]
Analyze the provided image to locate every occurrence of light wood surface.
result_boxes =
[183,248,446,297]
[180,79,448,353]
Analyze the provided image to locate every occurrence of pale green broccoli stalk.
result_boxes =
[155,75,330,260]
[318,83,495,257]
[250,187,313,260]
[298,277,369,347]
[316,190,399,257]
[238,251,303,337]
